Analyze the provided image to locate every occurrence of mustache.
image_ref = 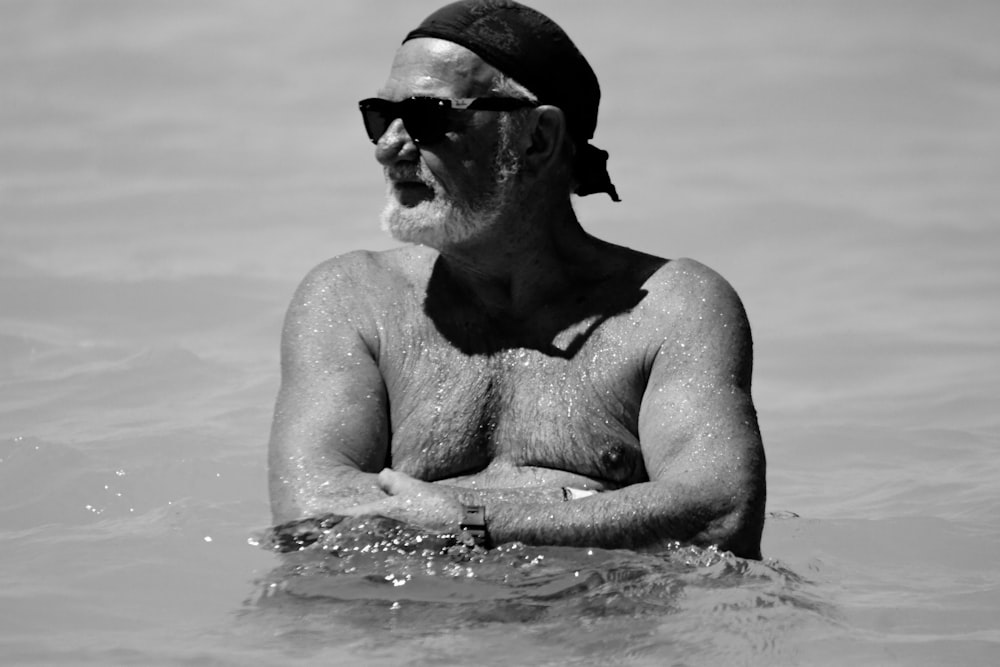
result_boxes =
[385,163,432,185]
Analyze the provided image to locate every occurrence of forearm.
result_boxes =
[280,467,764,559]
[433,464,614,506]
[269,464,386,523]
[435,483,565,507]
[484,479,762,558]
[434,467,751,552]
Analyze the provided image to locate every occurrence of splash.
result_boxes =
[247,516,818,624]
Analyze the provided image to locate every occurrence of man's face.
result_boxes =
[373,39,525,250]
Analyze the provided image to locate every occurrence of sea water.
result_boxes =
[2,1,999,665]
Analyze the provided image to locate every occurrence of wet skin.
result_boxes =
[268,39,765,558]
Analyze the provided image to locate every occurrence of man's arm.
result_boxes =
[340,261,766,558]
[268,252,391,524]
[497,261,764,555]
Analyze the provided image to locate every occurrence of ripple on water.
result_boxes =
[244,516,836,665]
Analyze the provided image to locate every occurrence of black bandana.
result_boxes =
[404,0,620,201]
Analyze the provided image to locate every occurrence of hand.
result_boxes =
[335,468,465,533]
[266,512,346,552]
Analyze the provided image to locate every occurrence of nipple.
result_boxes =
[596,442,644,483]
[601,444,625,470]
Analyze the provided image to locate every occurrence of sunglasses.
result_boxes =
[358,96,536,145]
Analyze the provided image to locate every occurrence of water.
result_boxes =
[2,1,999,664]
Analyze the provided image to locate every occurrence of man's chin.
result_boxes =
[380,193,501,250]
[381,201,448,247]
[387,227,443,248]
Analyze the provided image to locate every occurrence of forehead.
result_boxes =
[379,38,501,99]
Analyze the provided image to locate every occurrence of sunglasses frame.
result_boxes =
[358,96,537,145]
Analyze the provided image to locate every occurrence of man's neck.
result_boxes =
[429,201,608,319]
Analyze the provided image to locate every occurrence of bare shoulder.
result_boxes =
[286,246,440,326]
[295,246,436,299]
[642,257,745,311]
[281,246,437,356]
[637,257,753,382]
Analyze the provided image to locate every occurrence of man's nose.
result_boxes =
[374,118,419,166]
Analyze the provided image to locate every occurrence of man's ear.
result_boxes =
[523,105,567,174]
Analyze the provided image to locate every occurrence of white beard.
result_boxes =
[379,179,496,249]
[380,125,523,249]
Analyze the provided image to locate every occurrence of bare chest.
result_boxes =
[380,321,649,486]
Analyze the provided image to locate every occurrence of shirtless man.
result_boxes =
[267,0,766,559]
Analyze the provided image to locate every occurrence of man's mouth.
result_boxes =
[387,167,434,205]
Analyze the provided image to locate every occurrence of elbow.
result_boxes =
[694,481,766,560]
[708,441,767,559]
[704,507,764,560]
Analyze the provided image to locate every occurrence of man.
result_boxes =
[268,0,766,559]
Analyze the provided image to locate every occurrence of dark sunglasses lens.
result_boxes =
[360,104,391,143]
[359,99,449,144]
[400,99,448,144]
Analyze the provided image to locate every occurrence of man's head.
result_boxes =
[373,38,536,249]
[366,0,618,249]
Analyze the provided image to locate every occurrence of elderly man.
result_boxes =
[267,0,766,559]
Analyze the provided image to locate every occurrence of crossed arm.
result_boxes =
[268,257,766,559]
